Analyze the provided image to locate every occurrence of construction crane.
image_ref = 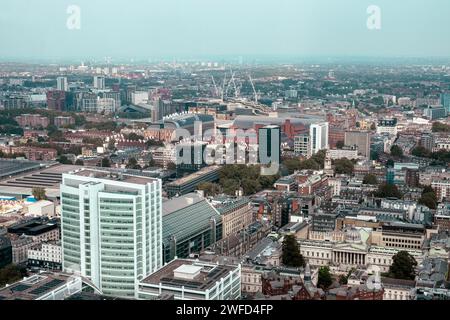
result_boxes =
[225,71,234,98]
[248,74,258,103]
[225,68,240,98]
[221,72,227,101]
[211,76,219,97]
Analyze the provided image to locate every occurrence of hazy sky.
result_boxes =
[0,0,449,61]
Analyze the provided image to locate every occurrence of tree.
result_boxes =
[363,174,378,185]
[338,275,348,285]
[336,141,345,149]
[282,158,321,174]
[147,158,156,168]
[197,182,221,197]
[419,193,437,210]
[283,158,302,174]
[431,150,450,165]
[58,155,73,165]
[370,123,377,131]
[221,178,241,196]
[339,268,355,285]
[281,235,306,268]
[218,164,277,196]
[370,96,385,106]
[167,161,176,170]
[334,158,354,175]
[242,179,261,196]
[390,145,403,158]
[387,251,417,280]
[85,121,117,132]
[126,158,141,170]
[317,266,333,290]
[259,174,280,189]
[419,186,438,210]
[100,157,111,168]
[32,187,46,201]
[422,185,434,194]
[411,146,431,158]
[432,122,450,133]
[311,150,327,168]
[375,184,403,199]
[107,138,116,151]
[73,114,86,126]
[0,264,27,287]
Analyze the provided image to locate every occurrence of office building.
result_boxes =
[166,165,220,197]
[258,125,281,165]
[138,259,241,300]
[175,141,208,176]
[440,93,450,114]
[100,91,121,109]
[213,197,253,238]
[60,169,162,298]
[371,222,426,251]
[56,77,69,92]
[162,193,222,263]
[432,180,450,202]
[15,114,50,128]
[420,133,434,151]
[96,97,116,114]
[93,76,105,90]
[8,219,60,243]
[0,273,83,300]
[344,131,371,158]
[54,116,75,128]
[423,105,447,120]
[0,236,12,269]
[131,91,149,105]
[28,241,62,271]
[311,213,338,232]
[294,133,311,157]
[329,147,359,160]
[310,122,329,155]
[377,118,398,136]
[46,90,66,111]
[285,89,298,99]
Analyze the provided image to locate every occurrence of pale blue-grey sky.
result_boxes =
[0,0,449,61]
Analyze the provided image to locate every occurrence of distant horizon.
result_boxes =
[1,0,450,62]
[1,54,450,66]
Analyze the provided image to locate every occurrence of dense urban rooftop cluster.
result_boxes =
[0,60,450,301]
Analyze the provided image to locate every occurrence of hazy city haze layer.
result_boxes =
[0,0,449,61]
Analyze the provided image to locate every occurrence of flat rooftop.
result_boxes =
[167,165,220,187]
[141,259,237,291]
[0,273,75,300]
[0,164,81,189]
[7,219,58,236]
[0,159,41,179]
[162,193,204,216]
[68,168,159,185]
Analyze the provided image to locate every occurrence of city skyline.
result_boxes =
[1,0,450,308]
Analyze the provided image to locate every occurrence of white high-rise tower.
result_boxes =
[93,76,105,89]
[60,169,162,298]
[310,122,329,155]
[57,77,69,91]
